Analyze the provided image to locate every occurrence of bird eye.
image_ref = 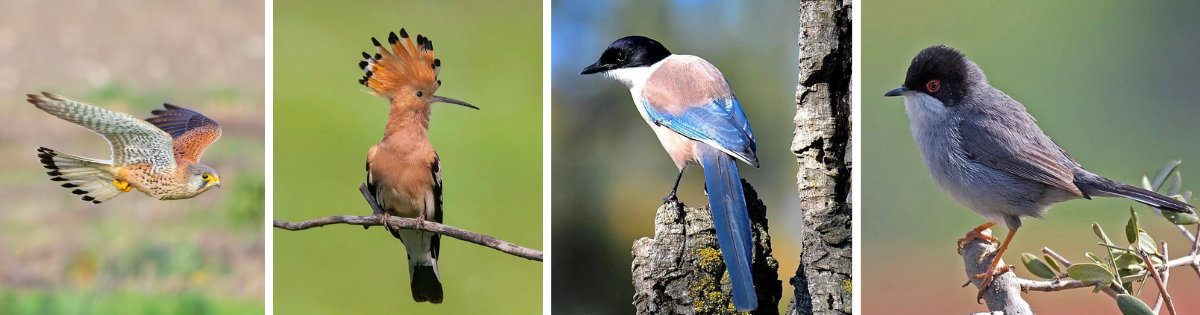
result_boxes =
[615,52,627,62]
[202,174,209,180]
[416,91,423,97]
[926,80,941,93]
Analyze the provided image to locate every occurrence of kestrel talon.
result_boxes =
[29,92,223,204]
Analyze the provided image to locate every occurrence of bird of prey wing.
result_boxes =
[145,104,222,165]
[28,92,176,171]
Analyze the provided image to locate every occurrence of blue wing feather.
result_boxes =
[641,97,758,166]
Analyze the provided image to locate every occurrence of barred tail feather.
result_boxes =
[37,147,122,204]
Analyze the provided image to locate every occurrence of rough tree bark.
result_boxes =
[631,181,782,315]
[789,0,853,314]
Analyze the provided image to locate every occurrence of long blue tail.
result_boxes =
[699,146,756,311]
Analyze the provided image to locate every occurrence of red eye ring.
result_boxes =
[926,80,941,93]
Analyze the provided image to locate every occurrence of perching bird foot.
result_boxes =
[414,215,426,230]
[662,191,679,204]
[971,265,1013,302]
[113,179,132,192]
[957,222,998,253]
[377,212,393,232]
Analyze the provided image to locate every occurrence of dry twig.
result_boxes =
[273,183,543,262]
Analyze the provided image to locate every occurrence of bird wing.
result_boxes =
[958,108,1084,197]
[144,104,222,165]
[28,92,176,171]
[640,55,758,166]
[430,154,443,260]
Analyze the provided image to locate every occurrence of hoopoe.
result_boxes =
[358,28,477,304]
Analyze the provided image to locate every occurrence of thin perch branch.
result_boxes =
[1139,247,1177,315]
[1153,241,1171,314]
[273,183,543,262]
[963,228,1200,314]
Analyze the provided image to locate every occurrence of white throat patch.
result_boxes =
[902,92,949,126]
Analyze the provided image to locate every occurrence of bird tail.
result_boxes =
[410,264,443,304]
[357,28,441,99]
[1077,174,1194,213]
[36,147,123,204]
[390,228,444,304]
[699,145,757,311]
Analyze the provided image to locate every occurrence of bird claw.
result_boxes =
[113,179,132,192]
[414,216,426,230]
[662,191,678,204]
[957,223,999,253]
[971,265,1013,302]
[377,212,393,231]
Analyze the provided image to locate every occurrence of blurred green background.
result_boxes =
[551,1,801,313]
[271,0,542,313]
[864,1,1200,313]
[0,1,265,314]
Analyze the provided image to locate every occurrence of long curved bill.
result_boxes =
[431,95,479,109]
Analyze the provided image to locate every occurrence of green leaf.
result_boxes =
[1116,294,1154,315]
[1118,272,1147,283]
[1137,232,1157,255]
[1097,243,1135,253]
[1169,172,1182,196]
[1151,160,1182,190]
[1113,253,1143,271]
[1164,209,1199,226]
[1043,254,1061,273]
[1085,252,1105,265]
[1093,223,1113,245]
[1126,209,1139,244]
[1021,253,1057,279]
[1067,263,1114,284]
[1142,176,1152,190]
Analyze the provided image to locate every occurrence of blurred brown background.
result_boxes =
[0,0,264,313]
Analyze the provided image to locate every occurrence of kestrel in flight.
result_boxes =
[359,28,477,303]
[29,92,223,204]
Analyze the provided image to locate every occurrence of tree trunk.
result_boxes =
[631,181,782,315]
[789,0,853,314]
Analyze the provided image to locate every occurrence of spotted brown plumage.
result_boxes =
[29,92,222,203]
[358,28,476,304]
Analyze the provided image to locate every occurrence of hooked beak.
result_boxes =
[430,95,479,110]
[213,176,221,188]
[579,62,606,75]
[884,86,908,97]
